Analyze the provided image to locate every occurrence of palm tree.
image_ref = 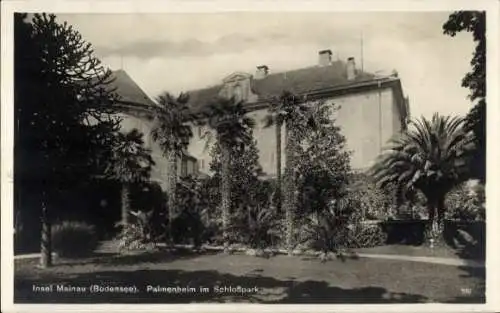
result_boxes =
[200,97,255,253]
[370,113,475,238]
[106,129,154,226]
[151,92,193,244]
[264,91,312,255]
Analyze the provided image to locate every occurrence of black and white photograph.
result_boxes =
[1,1,498,311]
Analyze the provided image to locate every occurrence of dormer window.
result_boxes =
[219,72,258,103]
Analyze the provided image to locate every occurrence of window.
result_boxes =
[233,84,243,102]
[181,157,188,177]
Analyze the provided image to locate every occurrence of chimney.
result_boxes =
[318,49,332,66]
[347,57,356,80]
[255,65,269,79]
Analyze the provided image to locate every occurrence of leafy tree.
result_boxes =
[443,11,486,183]
[150,92,193,243]
[104,129,154,226]
[297,101,351,219]
[209,128,272,245]
[200,97,255,252]
[370,114,475,238]
[264,91,312,255]
[209,131,264,212]
[14,13,121,267]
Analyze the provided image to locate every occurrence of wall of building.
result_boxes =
[188,124,213,174]
[185,109,285,177]
[326,87,397,170]
[117,113,196,188]
[392,93,404,135]
[118,85,402,185]
[184,86,400,176]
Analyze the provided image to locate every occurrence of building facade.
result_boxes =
[113,49,410,188]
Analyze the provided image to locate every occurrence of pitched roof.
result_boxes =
[185,60,378,113]
[109,69,156,107]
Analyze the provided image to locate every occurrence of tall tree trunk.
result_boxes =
[121,182,130,226]
[426,194,446,246]
[221,142,231,253]
[427,198,438,240]
[40,193,52,268]
[436,196,446,235]
[283,123,296,256]
[166,150,178,245]
[275,121,282,213]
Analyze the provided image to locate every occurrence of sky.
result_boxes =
[58,12,476,119]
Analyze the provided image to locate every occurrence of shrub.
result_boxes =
[51,221,98,258]
[394,189,427,220]
[300,198,354,254]
[446,182,485,221]
[347,173,394,220]
[346,222,387,248]
[171,207,204,247]
[228,178,279,248]
[115,222,156,252]
[234,205,280,249]
[114,210,163,252]
[174,175,217,246]
[172,175,278,248]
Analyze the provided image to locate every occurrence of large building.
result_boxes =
[114,49,410,188]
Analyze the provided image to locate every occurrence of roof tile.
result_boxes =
[185,60,376,112]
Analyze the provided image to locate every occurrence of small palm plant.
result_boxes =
[240,204,280,251]
[199,96,255,253]
[302,198,353,262]
[370,113,475,239]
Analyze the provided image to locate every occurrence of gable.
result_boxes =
[222,72,252,83]
[218,71,259,103]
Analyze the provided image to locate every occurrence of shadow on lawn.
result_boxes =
[15,268,430,304]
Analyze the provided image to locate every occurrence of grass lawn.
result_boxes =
[354,243,483,260]
[14,249,485,304]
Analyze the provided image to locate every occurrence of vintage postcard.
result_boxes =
[1,0,499,312]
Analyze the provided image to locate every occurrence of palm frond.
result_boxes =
[150,91,194,157]
[370,112,476,201]
[105,128,155,183]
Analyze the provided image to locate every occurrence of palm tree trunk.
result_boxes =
[427,198,438,240]
[426,195,446,246]
[275,122,282,214]
[283,124,296,256]
[436,196,446,237]
[167,150,178,244]
[40,192,52,268]
[221,142,231,253]
[121,182,130,226]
